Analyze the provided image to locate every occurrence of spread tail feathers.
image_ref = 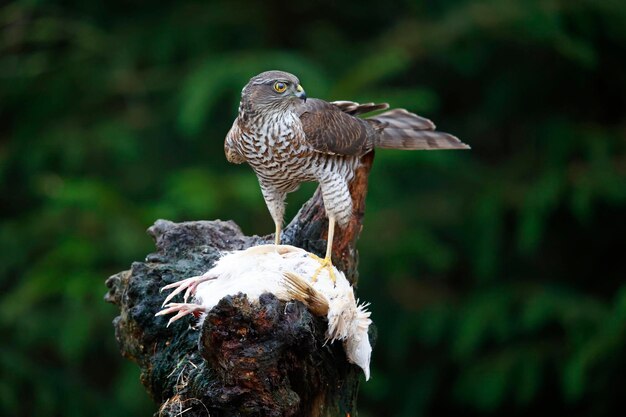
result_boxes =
[369,109,470,150]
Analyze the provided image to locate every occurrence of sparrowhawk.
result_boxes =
[225,70,469,281]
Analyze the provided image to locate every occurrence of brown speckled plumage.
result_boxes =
[225,70,469,242]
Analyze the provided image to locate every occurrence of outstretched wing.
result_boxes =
[369,109,470,150]
[330,100,389,116]
[298,99,387,156]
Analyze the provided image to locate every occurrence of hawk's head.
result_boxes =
[240,70,307,114]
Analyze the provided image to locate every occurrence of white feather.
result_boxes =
[161,244,372,380]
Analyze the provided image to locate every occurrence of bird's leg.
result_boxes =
[310,216,337,284]
[160,273,217,306]
[312,175,351,284]
[155,303,206,327]
[260,186,286,248]
[274,221,281,246]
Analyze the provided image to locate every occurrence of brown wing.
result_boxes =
[298,99,386,156]
[224,119,246,164]
[369,109,470,150]
[330,100,389,116]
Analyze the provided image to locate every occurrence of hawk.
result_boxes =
[225,70,469,281]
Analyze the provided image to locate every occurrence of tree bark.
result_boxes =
[104,152,374,417]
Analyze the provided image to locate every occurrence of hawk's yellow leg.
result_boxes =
[274,222,281,246]
[310,217,337,284]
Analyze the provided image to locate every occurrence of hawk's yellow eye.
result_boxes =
[273,82,287,93]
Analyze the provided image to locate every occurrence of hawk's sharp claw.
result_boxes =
[310,255,336,285]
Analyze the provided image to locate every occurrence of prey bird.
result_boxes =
[225,70,469,282]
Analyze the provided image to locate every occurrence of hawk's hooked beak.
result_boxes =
[295,84,307,102]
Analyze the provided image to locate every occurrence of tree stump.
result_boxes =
[104,152,374,417]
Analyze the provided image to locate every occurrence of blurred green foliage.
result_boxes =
[1,0,626,416]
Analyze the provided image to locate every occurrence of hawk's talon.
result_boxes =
[310,254,336,284]
[308,253,323,263]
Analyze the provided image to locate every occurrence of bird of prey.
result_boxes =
[225,70,469,281]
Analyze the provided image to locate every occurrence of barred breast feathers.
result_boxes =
[229,106,360,193]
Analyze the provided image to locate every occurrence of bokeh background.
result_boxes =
[2,0,626,416]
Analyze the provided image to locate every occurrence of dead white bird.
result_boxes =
[156,244,372,380]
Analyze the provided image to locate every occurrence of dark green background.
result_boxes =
[2,0,625,416]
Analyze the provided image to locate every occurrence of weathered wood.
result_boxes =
[104,152,374,417]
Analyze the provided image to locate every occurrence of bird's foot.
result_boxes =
[160,273,216,306]
[309,253,336,284]
[155,303,206,327]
